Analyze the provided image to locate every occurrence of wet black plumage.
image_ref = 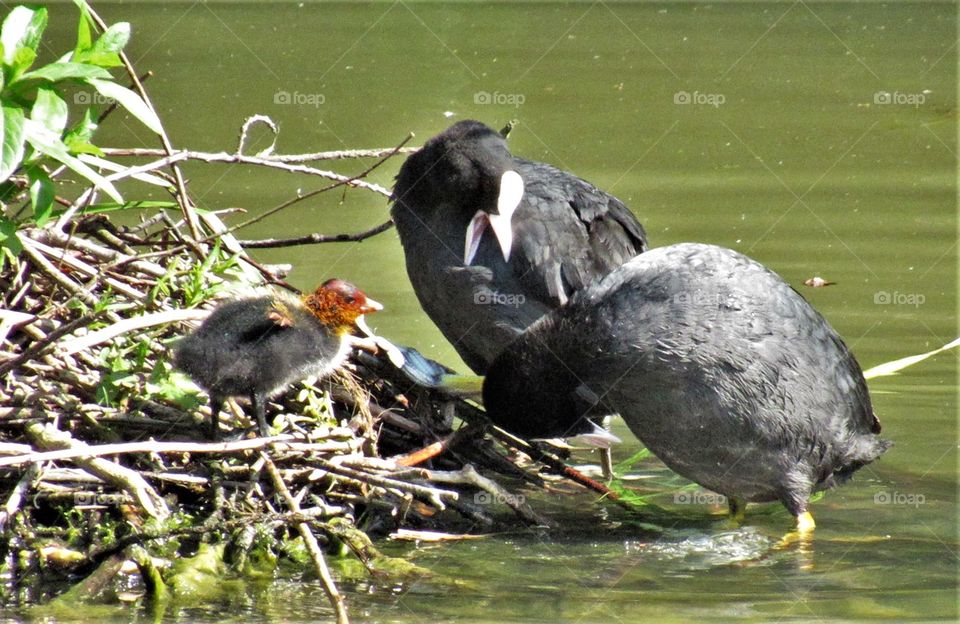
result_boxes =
[482,243,891,529]
[391,120,647,373]
[174,279,381,439]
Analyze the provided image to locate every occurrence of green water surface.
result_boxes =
[11,1,957,622]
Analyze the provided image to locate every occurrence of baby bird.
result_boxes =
[175,279,382,439]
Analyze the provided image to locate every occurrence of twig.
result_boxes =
[101,146,418,163]
[0,435,360,468]
[261,451,349,624]
[0,311,104,378]
[84,6,201,241]
[238,220,394,249]
[25,422,169,520]
[0,462,41,533]
[58,308,209,355]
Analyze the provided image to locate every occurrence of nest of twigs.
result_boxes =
[0,189,619,614]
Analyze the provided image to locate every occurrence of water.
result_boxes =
[18,1,958,621]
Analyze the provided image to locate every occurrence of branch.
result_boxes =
[85,6,202,242]
[238,220,394,249]
[101,146,418,163]
[0,435,360,468]
[261,451,349,624]
[25,422,169,520]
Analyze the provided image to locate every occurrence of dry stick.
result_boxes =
[312,459,458,510]
[238,220,394,249]
[18,240,98,307]
[228,133,412,235]
[30,228,168,279]
[455,402,623,503]
[0,462,41,533]
[22,236,146,301]
[391,422,482,467]
[58,308,209,355]
[418,464,549,526]
[92,150,390,197]
[24,422,169,520]
[102,146,418,163]
[260,451,349,624]
[0,435,359,468]
[85,6,201,242]
[0,311,103,377]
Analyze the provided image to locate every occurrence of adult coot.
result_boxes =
[175,279,382,439]
[482,243,891,531]
[391,120,647,374]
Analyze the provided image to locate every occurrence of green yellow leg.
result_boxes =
[725,497,746,528]
[795,511,816,534]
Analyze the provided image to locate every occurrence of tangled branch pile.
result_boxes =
[0,4,622,617]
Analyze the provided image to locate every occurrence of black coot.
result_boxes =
[482,243,891,531]
[175,279,382,439]
[391,120,647,374]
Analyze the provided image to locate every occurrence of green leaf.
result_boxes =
[27,166,54,226]
[31,87,68,134]
[17,62,111,84]
[86,79,162,134]
[63,107,98,149]
[93,22,130,54]
[73,22,128,68]
[73,49,122,69]
[74,2,93,54]
[0,105,26,182]
[1,6,48,65]
[0,216,22,256]
[10,46,36,76]
[23,118,121,202]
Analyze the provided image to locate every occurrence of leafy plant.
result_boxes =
[0,1,164,255]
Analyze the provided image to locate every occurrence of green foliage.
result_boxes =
[0,1,168,258]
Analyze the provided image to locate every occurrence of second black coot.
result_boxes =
[391,120,647,374]
[482,243,891,531]
[175,279,382,439]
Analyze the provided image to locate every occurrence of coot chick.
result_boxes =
[482,243,891,531]
[391,120,647,374]
[175,279,382,439]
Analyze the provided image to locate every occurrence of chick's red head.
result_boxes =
[302,279,383,333]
